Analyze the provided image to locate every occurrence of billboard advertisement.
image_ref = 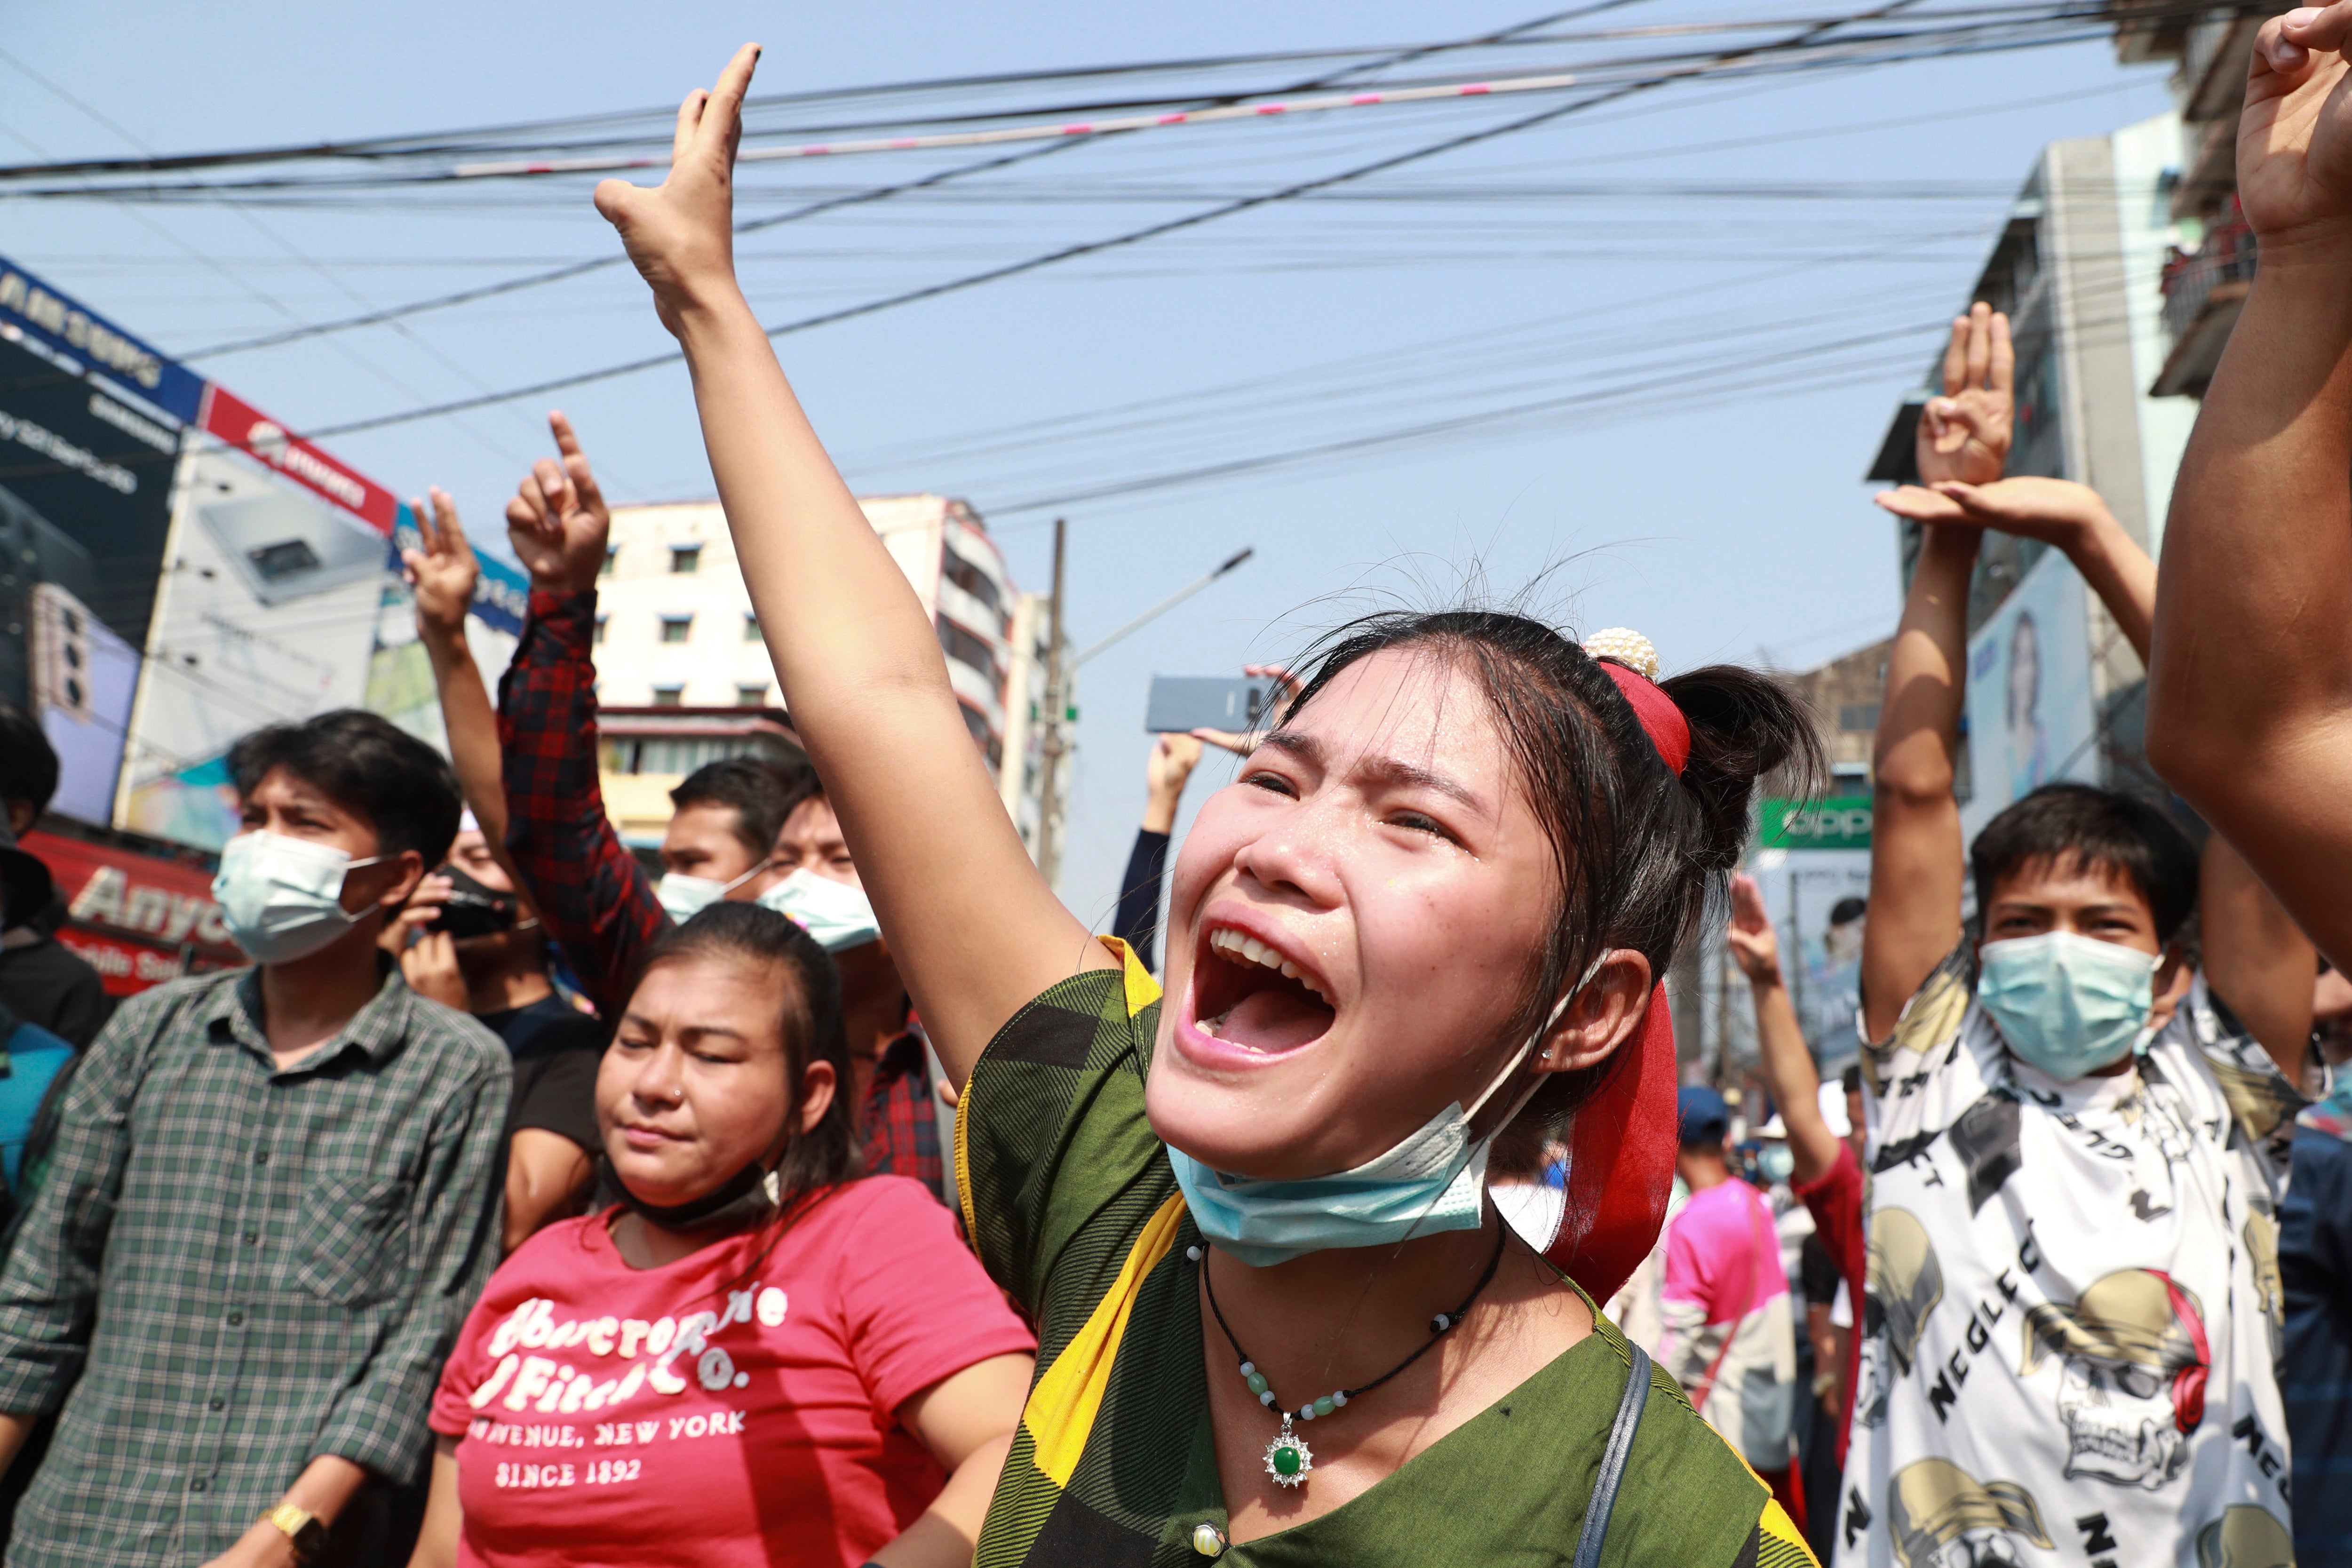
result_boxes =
[1959,547,2100,845]
[21,828,243,997]
[0,258,191,823]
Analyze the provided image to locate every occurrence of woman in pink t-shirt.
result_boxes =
[408,902,1036,1568]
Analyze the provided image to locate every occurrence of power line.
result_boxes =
[169,0,1627,361]
[302,0,1942,441]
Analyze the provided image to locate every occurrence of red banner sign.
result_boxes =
[21,830,245,996]
[199,384,400,536]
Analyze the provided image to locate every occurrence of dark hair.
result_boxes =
[631,900,861,1214]
[1969,782,2198,945]
[1279,610,1820,1151]
[768,757,828,840]
[1829,896,1867,926]
[669,758,797,860]
[0,703,58,819]
[227,709,461,866]
[1840,1063,1863,1097]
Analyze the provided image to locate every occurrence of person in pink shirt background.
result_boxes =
[1661,1085,1801,1528]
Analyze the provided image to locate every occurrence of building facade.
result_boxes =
[1866,111,2197,836]
[589,493,1062,858]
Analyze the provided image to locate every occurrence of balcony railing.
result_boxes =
[2154,203,2256,396]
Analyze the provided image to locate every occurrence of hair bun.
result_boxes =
[1583,627,1659,680]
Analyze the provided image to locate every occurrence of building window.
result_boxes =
[593,614,608,645]
[736,685,768,707]
[938,617,1001,688]
[660,615,693,644]
[670,545,702,574]
[743,613,762,642]
[957,700,1005,771]
[942,543,1003,619]
[599,547,617,578]
[651,685,684,708]
[1839,703,1882,733]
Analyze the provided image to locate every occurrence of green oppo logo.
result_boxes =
[1758,796,1872,850]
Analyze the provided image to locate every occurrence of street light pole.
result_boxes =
[1075,546,1255,667]
[1034,517,1070,890]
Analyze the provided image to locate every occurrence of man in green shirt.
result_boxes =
[0,710,510,1568]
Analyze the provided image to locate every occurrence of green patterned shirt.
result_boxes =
[0,964,510,1566]
[957,940,1817,1568]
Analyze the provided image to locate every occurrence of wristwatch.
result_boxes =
[260,1503,328,1565]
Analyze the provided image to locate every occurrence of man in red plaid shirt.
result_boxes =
[493,411,943,1197]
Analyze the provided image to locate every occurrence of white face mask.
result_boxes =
[755,868,880,953]
[210,830,383,965]
[654,859,771,924]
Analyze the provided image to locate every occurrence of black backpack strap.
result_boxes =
[1572,1343,1652,1568]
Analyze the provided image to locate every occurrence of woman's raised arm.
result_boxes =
[595,47,1112,1085]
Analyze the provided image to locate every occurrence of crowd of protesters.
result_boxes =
[0,8,2347,1565]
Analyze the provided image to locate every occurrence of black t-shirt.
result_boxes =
[477,997,604,1154]
[0,932,111,1050]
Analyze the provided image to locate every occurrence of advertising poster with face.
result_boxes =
[1958,548,2099,846]
[0,257,200,826]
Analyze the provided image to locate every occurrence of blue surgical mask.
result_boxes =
[210,831,382,965]
[655,860,770,924]
[1168,963,1597,1267]
[1758,1144,1796,1184]
[1977,930,2160,1081]
[756,868,880,952]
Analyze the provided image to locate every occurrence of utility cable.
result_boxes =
[305,0,1932,441]
[172,0,1631,360]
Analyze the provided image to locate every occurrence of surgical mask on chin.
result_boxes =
[1168,960,1602,1268]
[1977,930,2161,1081]
[655,860,770,924]
[210,831,382,965]
[755,868,880,952]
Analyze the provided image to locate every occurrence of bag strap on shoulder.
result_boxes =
[1572,1341,1652,1568]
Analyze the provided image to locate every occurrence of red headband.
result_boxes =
[1542,654,1691,1302]
[1598,661,1691,777]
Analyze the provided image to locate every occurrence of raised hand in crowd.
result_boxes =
[1914,300,2013,488]
[1861,302,2012,1038]
[403,486,525,865]
[504,411,612,594]
[1875,476,2153,659]
[1142,732,1205,834]
[2148,0,2352,968]
[1114,734,1205,974]
[1725,875,1843,1187]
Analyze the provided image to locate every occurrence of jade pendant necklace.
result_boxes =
[1192,1224,1508,1490]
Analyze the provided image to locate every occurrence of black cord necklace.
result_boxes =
[1192,1221,1509,1489]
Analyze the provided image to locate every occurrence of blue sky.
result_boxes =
[1,0,2177,928]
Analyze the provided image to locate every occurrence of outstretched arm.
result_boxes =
[1726,875,1840,1186]
[1861,305,2011,1041]
[596,49,1110,1087]
[1879,478,2321,1074]
[2149,1,2352,968]
[1112,734,1203,972]
[405,490,522,871]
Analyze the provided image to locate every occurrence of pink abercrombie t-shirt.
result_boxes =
[430,1176,1035,1568]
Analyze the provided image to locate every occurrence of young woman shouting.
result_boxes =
[580,46,1822,1567]
[409,904,1035,1568]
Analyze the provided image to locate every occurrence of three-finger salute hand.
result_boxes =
[1915,302,2013,488]
[1726,873,1783,983]
[504,412,612,594]
[595,43,761,336]
[2241,4,2352,249]
[401,486,478,638]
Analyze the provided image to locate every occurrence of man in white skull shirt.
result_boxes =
[1844,429,2311,1567]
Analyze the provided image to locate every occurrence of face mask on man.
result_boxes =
[755,868,880,953]
[210,830,383,965]
[1976,930,2161,1080]
[654,859,771,924]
